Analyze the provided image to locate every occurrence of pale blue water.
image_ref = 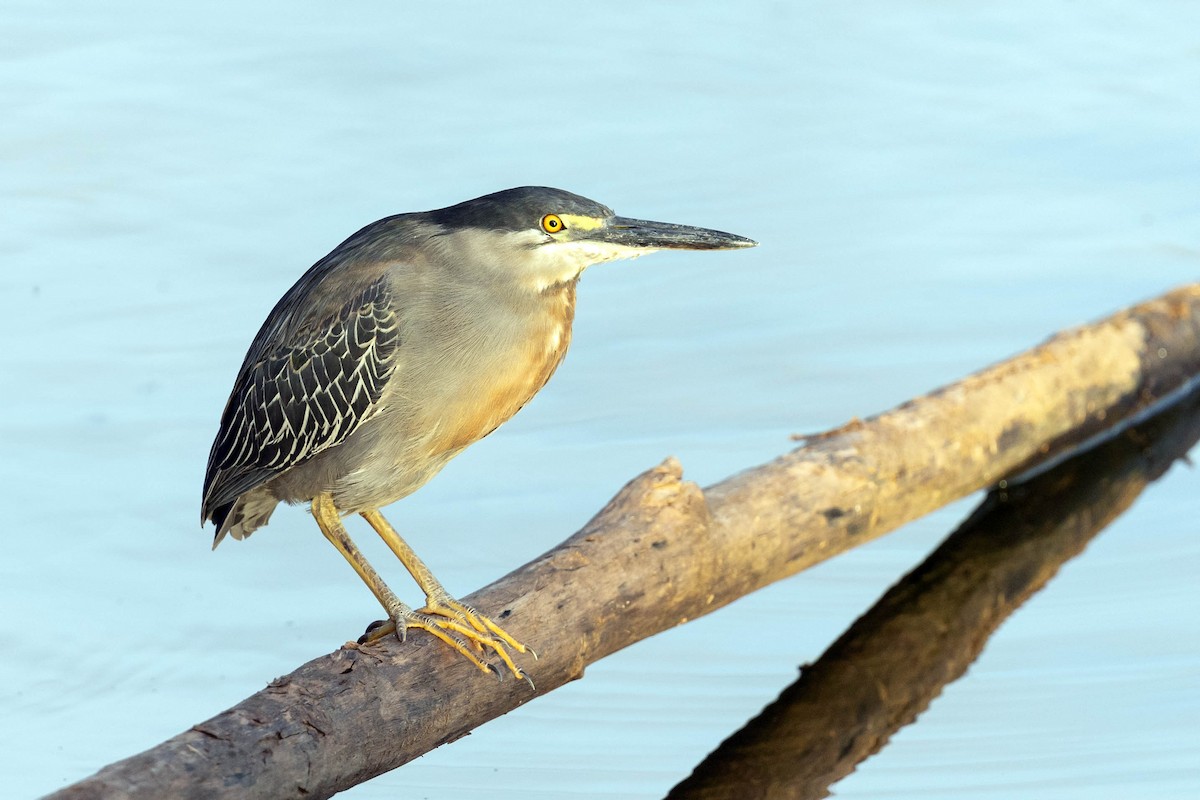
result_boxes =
[2,2,1197,798]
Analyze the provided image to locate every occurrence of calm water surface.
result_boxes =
[2,2,1197,797]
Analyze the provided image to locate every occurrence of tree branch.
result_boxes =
[50,283,1200,800]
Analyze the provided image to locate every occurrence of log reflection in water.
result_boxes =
[667,383,1200,800]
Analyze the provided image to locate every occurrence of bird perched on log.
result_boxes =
[201,186,756,681]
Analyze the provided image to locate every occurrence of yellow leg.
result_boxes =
[311,493,501,677]
[360,508,533,680]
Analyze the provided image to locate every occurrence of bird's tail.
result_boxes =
[208,492,278,549]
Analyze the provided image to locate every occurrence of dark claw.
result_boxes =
[488,663,503,682]
[357,619,391,645]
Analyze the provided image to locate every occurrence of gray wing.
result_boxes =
[201,275,401,523]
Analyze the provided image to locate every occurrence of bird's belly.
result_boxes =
[302,325,568,512]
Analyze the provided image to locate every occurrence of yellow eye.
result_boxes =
[541,213,565,234]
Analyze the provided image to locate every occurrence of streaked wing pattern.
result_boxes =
[202,276,400,517]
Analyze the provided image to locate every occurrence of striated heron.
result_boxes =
[201,186,756,681]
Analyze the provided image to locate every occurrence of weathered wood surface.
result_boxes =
[50,283,1200,800]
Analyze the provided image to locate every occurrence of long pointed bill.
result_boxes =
[592,216,757,251]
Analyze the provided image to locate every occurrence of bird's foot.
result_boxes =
[424,593,533,656]
[359,601,533,687]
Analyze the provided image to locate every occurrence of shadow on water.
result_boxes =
[667,382,1200,800]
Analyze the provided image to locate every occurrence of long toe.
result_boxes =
[361,607,528,682]
[422,594,529,656]
[412,599,525,681]
[408,609,530,686]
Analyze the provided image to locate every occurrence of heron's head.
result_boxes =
[424,186,757,292]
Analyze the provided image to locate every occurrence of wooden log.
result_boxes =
[49,283,1200,800]
[667,376,1200,799]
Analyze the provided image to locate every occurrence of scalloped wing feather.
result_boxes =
[201,276,400,523]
